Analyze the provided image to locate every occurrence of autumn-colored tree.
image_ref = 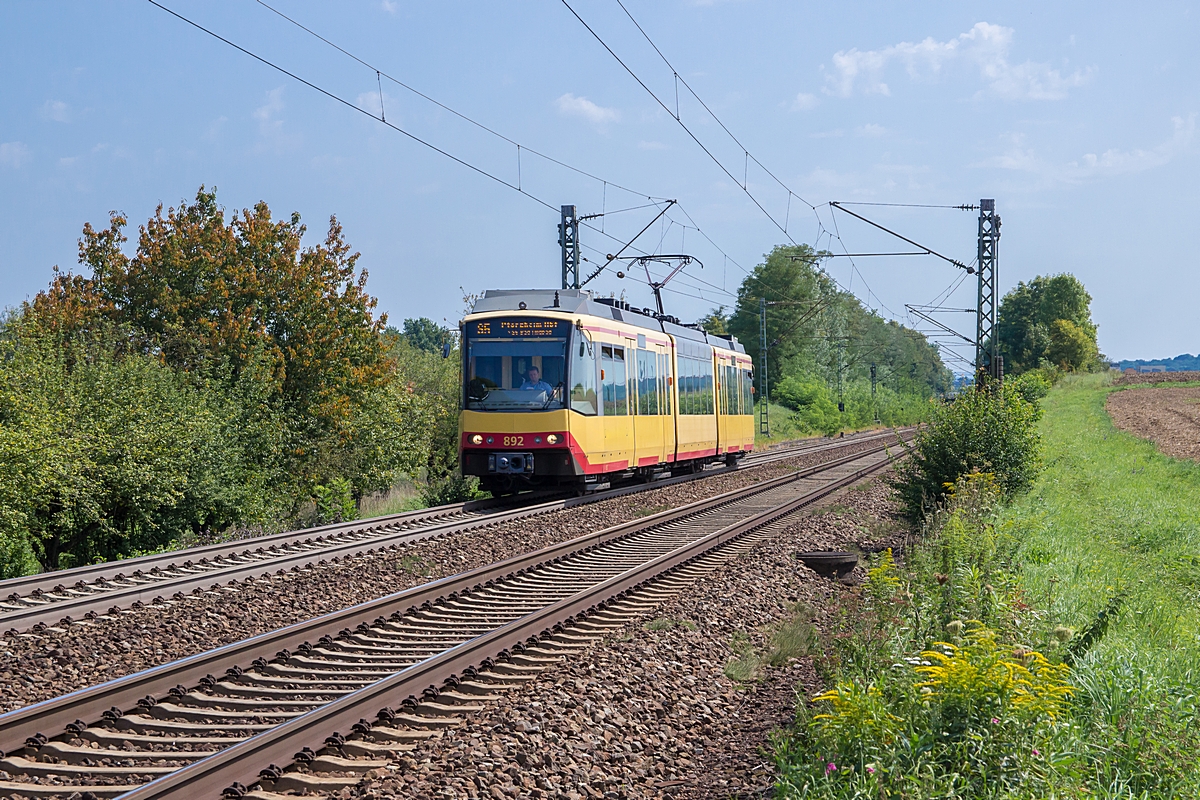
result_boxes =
[34,186,389,432]
[0,187,449,574]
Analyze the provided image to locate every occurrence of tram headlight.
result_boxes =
[470,434,483,445]
[546,434,560,445]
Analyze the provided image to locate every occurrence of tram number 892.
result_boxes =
[503,435,525,447]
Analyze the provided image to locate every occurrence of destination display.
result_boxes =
[469,317,570,338]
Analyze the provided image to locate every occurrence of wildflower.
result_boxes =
[1032,748,1041,757]
[866,765,876,774]
[991,717,1000,724]
[946,619,965,636]
[826,763,837,775]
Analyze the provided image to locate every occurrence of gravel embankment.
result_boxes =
[325,476,907,799]
[0,439,891,713]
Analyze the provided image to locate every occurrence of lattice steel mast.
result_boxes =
[975,199,1001,380]
[559,204,580,290]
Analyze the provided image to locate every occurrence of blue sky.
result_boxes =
[2,1,1197,367]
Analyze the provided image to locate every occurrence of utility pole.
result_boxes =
[559,204,580,290]
[759,296,769,437]
[870,363,879,423]
[976,199,1001,382]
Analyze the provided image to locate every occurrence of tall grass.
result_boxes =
[775,373,1200,799]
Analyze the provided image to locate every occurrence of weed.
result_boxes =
[398,555,430,577]
[646,617,697,632]
[724,630,758,683]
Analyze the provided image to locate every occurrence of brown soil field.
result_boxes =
[1112,370,1200,386]
[1106,386,1200,461]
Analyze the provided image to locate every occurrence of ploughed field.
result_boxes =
[1106,385,1200,462]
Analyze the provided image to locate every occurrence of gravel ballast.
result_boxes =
[0,439,894,713]
[315,475,908,799]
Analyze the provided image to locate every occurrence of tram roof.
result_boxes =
[470,289,746,355]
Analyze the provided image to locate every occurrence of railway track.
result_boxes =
[0,439,903,800]
[0,429,908,634]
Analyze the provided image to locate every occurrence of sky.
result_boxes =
[1,1,1197,368]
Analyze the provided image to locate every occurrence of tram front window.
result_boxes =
[464,317,568,411]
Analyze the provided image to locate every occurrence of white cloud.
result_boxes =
[380,0,397,12]
[980,115,1196,183]
[0,141,31,168]
[255,88,285,132]
[555,93,619,125]
[857,123,886,137]
[41,99,71,122]
[254,88,301,153]
[793,92,818,111]
[637,140,668,151]
[825,22,1093,100]
[203,115,228,142]
[355,90,397,121]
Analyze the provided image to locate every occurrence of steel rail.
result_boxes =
[0,438,907,761]
[125,449,899,800]
[0,429,906,633]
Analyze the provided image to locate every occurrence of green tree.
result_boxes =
[698,306,730,336]
[998,273,1100,373]
[400,317,448,354]
[728,244,834,394]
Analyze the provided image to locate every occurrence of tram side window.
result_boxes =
[741,369,753,414]
[679,357,693,415]
[700,357,714,415]
[659,352,672,415]
[720,364,736,415]
[570,338,598,415]
[636,350,658,416]
[602,346,628,416]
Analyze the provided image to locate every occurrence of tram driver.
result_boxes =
[519,365,554,394]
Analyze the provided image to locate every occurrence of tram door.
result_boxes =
[632,337,670,468]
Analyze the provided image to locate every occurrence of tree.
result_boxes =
[401,318,448,354]
[698,307,730,336]
[998,274,1100,373]
[0,187,442,575]
[727,244,833,393]
[36,186,390,434]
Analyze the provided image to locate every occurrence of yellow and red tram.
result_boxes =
[458,289,754,493]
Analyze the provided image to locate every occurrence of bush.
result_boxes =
[893,382,1041,519]
[1008,370,1051,408]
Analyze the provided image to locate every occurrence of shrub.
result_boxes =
[1008,370,1051,408]
[893,382,1041,519]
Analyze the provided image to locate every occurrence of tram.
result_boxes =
[458,288,755,494]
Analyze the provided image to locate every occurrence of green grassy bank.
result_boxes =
[776,373,1200,799]
[1004,373,1200,795]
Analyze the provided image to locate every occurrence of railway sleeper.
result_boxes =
[145,702,304,723]
[212,681,350,699]
[175,692,324,712]
[32,741,211,765]
[0,754,177,778]
[111,713,274,735]
[0,779,129,799]
[70,726,241,749]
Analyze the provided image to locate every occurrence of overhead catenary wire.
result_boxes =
[566,0,914,322]
[254,0,664,205]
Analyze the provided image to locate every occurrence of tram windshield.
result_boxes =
[464,316,568,411]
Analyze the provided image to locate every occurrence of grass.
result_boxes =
[358,478,424,518]
[773,373,1200,799]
